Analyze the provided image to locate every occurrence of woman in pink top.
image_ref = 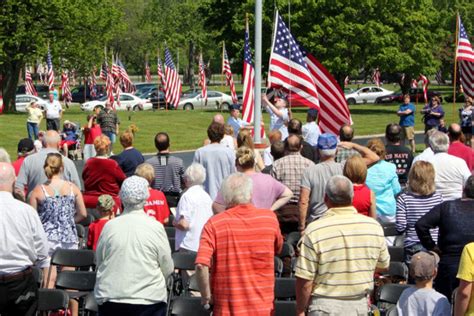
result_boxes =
[343,156,376,218]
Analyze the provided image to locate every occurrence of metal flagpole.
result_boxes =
[453,13,459,118]
[254,0,262,144]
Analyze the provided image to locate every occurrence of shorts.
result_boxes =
[46,118,60,131]
[461,126,472,135]
[401,126,415,140]
[308,296,368,316]
[59,140,76,148]
[47,240,78,262]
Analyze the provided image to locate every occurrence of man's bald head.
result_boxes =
[339,124,354,141]
[285,134,302,153]
[0,162,15,192]
[448,123,463,142]
[213,114,225,125]
[44,130,61,148]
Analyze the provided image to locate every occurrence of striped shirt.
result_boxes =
[295,206,389,298]
[146,154,184,194]
[195,204,283,316]
[396,192,442,247]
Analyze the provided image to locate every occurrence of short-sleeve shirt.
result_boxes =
[44,100,62,119]
[396,287,450,316]
[87,218,110,251]
[227,117,249,138]
[195,204,283,316]
[302,122,321,147]
[399,103,415,127]
[84,125,102,145]
[385,144,413,185]
[97,109,119,134]
[268,107,289,139]
[113,148,145,177]
[144,189,170,224]
[457,242,474,315]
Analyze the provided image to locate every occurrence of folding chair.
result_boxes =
[387,262,409,282]
[274,277,296,300]
[274,256,284,277]
[386,305,398,316]
[377,283,412,313]
[286,231,301,249]
[388,246,404,262]
[165,226,176,238]
[37,288,69,313]
[167,252,198,306]
[46,249,96,286]
[382,222,399,237]
[393,235,405,248]
[279,242,295,277]
[84,292,99,315]
[168,238,176,253]
[76,223,86,249]
[169,297,210,316]
[79,213,95,227]
[274,300,296,316]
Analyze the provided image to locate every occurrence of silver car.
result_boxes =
[15,94,47,112]
[178,91,234,110]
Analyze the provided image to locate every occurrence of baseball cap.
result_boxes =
[410,251,439,281]
[97,194,115,211]
[317,133,338,150]
[229,103,241,111]
[307,108,318,116]
[17,138,35,155]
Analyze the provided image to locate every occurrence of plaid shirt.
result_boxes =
[271,152,314,204]
[335,148,360,163]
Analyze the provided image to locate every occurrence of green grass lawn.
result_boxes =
[0,101,463,158]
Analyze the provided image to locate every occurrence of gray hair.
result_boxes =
[325,175,354,206]
[0,148,11,163]
[221,173,253,208]
[184,163,206,186]
[319,148,337,158]
[429,131,449,153]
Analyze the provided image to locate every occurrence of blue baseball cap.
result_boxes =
[229,103,241,110]
[317,133,338,150]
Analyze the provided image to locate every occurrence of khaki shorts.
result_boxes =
[401,126,415,141]
[308,296,368,316]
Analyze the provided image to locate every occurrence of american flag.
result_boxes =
[145,61,152,83]
[89,68,97,99]
[25,67,37,96]
[164,48,182,109]
[46,48,54,91]
[268,12,320,109]
[60,71,72,103]
[411,78,418,89]
[222,44,238,103]
[157,57,166,86]
[112,58,122,104]
[456,16,474,97]
[198,53,207,100]
[105,63,115,105]
[242,19,255,124]
[100,62,108,80]
[418,74,429,103]
[116,58,135,93]
[372,68,381,87]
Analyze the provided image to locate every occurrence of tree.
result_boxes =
[0,0,123,112]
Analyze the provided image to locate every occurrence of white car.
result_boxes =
[15,94,47,112]
[178,91,234,110]
[345,86,394,105]
[80,93,152,111]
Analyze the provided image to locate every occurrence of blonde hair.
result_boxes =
[235,146,255,170]
[120,131,134,148]
[94,135,111,155]
[367,138,386,159]
[408,161,436,195]
[44,153,63,178]
[343,156,367,184]
[224,124,234,136]
[135,163,155,185]
[237,129,255,149]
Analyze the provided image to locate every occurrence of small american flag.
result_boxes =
[25,67,37,96]
[157,57,166,86]
[198,53,207,101]
[89,68,97,98]
[164,48,182,109]
[112,58,122,104]
[418,74,429,103]
[60,71,72,103]
[268,12,320,109]
[145,61,152,83]
[105,64,115,105]
[117,59,135,93]
[222,44,238,103]
[46,48,54,91]
[100,62,108,80]
[456,16,474,97]
[372,68,381,87]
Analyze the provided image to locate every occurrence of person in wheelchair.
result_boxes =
[59,120,78,158]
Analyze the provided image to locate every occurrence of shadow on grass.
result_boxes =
[348,108,396,115]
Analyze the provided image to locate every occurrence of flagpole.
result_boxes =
[222,42,225,100]
[254,0,262,144]
[453,13,459,118]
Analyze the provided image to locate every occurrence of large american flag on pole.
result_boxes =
[198,53,207,101]
[25,67,37,96]
[46,48,54,91]
[164,48,182,109]
[116,59,135,93]
[60,71,72,103]
[456,16,474,97]
[222,44,238,103]
[242,19,255,124]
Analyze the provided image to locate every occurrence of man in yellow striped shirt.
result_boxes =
[295,175,389,316]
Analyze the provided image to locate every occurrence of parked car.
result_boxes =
[70,85,106,103]
[140,88,168,110]
[375,88,444,104]
[16,84,49,99]
[135,83,158,97]
[178,91,234,110]
[345,86,394,105]
[80,93,152,111]
[15,94,47,112]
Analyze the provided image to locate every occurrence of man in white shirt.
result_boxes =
[302,108,321,147]
[427,131,471,201]
[0,163,49,316]
[94,176,173,315]
[44,92,62,131]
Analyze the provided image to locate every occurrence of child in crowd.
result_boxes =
[87,194,115,251]
[438,119,448,133]
[396,251,451,316]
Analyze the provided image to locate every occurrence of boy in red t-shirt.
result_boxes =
[83,110,102,162]
[87,194,115,251]
[135,163,171,224]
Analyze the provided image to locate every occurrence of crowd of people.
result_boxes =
[1,91,474,316]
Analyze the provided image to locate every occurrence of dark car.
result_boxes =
[375,88,443,104]
[141,88,168,110]
[71,85,106,103]
[16,84,50,99]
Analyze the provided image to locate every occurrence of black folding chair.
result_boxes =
[46,249,96,286]
[169,297,210,316]
[387,262,409,282]
[393,235,405,248]
[377,283,412,313]
[79,213,95,227]
[274,300,296,316]
[278,242,295,277]
[274,277,296,300]
[167,252,198,306]
[388,246,404,262]
[274,256,284,277]
[382,222,399,237]
[286,231,301,249]
[84,292,99,315]
[37,288,69,313]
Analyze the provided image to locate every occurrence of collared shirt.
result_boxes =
[335,148,360,163]
[195,204,283,316]
[412,147,434,164]
[227,116,249,138]
[97,109,119,134]
[44,100,62,119]
[146,154,185,194]
[271,152,313,204]
[302,121,321,147]
[94,209,173,305]
[16,148,82,197]
[0,192,49,274]
[295,206,389,298]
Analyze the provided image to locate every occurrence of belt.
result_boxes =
[0,267,32,282]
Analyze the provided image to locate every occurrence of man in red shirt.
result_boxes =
[195,173,283,316]
[448,123,474,171]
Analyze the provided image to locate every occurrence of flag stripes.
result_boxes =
[222,45,238,103]
[164,48,182,109]
[25,68,37,96]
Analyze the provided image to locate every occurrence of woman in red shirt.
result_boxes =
[82,113,102,162]
[82,135,125,213]
[343,155,376,218]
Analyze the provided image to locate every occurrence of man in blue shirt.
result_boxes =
[397,94,416,153]
[227,104,252,138]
